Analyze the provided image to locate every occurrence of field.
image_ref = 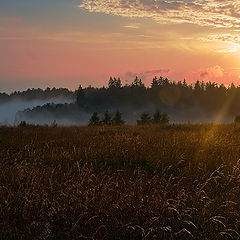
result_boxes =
[0,125,240,240]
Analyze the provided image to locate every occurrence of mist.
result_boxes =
[0,98,73,125]
[1,77,239,126]
[14,103,235,126]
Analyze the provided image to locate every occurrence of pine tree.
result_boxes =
[153,109,162,123]
[137,112,152,125]
[102,111,112,125]
[151,76,160,88]
[108,77,122,88]
[76,85,85,106]
[113,111,125,125]
[88,112,100,126]
[132,76,144,87]
[161,113,169,124]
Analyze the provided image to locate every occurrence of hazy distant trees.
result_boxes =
[137,113,152,125]
[102,111,112,125]
[0,87,74,104]
[153,109,169,124]
[89,112,101,126]
[113,111,125,125]
[76,85,85,106]
[88,111,125,126]
[9,75,240,125]
[137,109,170,125]
[88,109,169,126]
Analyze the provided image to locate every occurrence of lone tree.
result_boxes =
[113,111,125,125]
[102,111,112,125]
[137,112,152,125]
[89,112,101,126]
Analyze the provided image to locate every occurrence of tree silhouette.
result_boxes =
[151,76,160,88]
[11,75,240,125]
[89,112,101,126]
[76,85,85,106]
[113,111,125,125]
[153,109,162,123]
[137,113,152,125]
[102,111,112,125]
[131,76,144,88]
[160,113,170,124]
[108,77,122,88]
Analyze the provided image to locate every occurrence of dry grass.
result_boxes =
[0,124,240,239]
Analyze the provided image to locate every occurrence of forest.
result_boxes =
[8,76,240,125]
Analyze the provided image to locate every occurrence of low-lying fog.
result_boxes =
[0,98,73,125]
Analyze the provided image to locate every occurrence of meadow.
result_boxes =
[0,124,240,239]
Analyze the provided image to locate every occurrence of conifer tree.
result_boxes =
[89,112,100,126]
[137,112,152,125]
[102,111,112,125]
[153,109,162,123]
[113,111,125,125]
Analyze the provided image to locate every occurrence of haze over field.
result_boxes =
[0,98,73,125]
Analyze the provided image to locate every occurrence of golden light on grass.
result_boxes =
[0,125,240,239]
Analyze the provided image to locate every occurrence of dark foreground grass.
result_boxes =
[0,124,240,240]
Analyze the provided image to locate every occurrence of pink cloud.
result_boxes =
[199,65,224,80]
[185,65,240,86]
[121,68,171,85]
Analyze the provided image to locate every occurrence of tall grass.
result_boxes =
[0,125,240,239]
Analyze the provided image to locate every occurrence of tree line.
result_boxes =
[0,87,74,103]
[75,76,240,118]
[11,75,240,125]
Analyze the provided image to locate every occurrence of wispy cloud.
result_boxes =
[200,34,240,53]
[123,23,141,29]
[79,0,240,29]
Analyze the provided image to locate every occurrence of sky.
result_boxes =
[0,0,240,92]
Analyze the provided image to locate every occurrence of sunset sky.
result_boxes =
[1,0,240,92]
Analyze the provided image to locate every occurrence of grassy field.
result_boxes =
[0,124,240,240]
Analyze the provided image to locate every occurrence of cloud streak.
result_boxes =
[79,0,240,29]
